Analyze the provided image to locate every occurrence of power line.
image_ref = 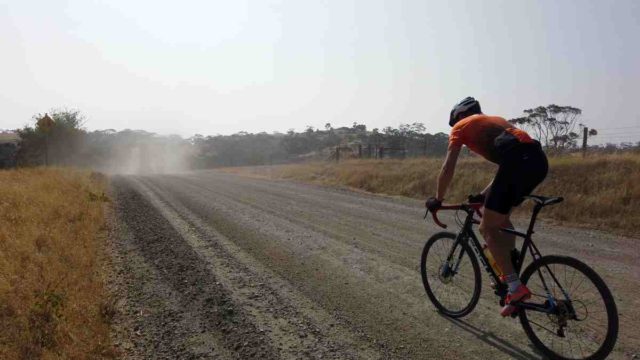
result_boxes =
[594,125,640,130]
[593,130,640,135]
[595,128,640,132]
[592,134,640,138]
[596,133,640,137]
[596,130,640,133]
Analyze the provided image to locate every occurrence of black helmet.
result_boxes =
[449,97,482,127]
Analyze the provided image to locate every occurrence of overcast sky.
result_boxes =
[1,0,639,143]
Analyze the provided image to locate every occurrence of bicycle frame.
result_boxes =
[431,202,570,315]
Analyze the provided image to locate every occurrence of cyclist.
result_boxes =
[426,97,548,316]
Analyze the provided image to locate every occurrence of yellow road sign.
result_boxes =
[37,113,55,132]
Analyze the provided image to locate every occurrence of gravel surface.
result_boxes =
[107,171,638,359]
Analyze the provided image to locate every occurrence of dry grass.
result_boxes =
[222,153,640,236]
[0,168,114,359]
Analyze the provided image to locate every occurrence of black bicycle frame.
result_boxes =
[447,203,568,314]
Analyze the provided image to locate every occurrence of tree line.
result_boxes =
[9,110,453,171]
[3,104,636,171]
[189,122,451,167]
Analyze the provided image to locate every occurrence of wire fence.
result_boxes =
[591,125,640,145]
[329,145,410,162]
[327,125,640,163]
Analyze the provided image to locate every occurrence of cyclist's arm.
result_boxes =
[436,144,461,200]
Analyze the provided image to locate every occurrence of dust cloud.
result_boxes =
[86,132,195,175]
[73,130,195,175]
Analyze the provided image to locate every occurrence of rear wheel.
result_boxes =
[420,232,481,318]
[519,256,618,360]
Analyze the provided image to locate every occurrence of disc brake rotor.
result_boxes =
[546,300,575,337]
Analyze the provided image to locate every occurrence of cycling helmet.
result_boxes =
[449,97,482,127]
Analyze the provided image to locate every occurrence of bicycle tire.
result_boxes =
[420,231,481,318]
[519,255,619,360]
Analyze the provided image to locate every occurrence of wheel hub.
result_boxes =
[547,299,576,337]
[438,263,454,284]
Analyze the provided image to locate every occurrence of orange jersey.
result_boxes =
[449,114,534,163]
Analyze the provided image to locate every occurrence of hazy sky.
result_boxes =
[2,0,639,143]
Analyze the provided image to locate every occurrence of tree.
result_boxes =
[17,109,85,166]
[509,105,594,150]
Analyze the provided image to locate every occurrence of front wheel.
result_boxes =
[519,255,619,360]
[420,232,481,318]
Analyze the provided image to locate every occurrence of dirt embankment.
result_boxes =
[107,171,639,359]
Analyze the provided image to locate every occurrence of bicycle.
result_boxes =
[420,195,619,360]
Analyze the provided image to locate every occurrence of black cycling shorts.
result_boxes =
[485,142,548,214]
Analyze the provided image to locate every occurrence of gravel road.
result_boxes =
[107,171,638,359]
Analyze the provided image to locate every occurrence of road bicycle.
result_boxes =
[420,195,618,360]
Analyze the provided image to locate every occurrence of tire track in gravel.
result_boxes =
[110,176,384,359]
[110,171,639,359]
[134,176,386,359]
[110,177,280,359]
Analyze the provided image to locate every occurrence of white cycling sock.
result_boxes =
[504,273,521,293]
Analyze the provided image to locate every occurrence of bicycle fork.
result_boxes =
[440,235,469,280]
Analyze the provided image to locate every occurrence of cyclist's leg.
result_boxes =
[482,209,531,316]
[481,161,517,275]
[484,142,547,274]
[482,156,532,316]
[480,208,515,275]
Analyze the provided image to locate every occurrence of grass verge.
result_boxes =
[0,168,114,359]
[222,153,640,237]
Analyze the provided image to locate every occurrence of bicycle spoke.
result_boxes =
[528,319,557,336]
[521,257,616,360]
[570,272,588,297]
[423,235,478,315]
[570,324,598,354]
[574,335,586,360]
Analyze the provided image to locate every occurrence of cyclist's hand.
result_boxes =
[425,197,442,211]
[468,193,486,204]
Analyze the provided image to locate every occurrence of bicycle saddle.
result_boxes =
[524,195,564,206]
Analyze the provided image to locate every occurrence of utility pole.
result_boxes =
[582,127,588,157]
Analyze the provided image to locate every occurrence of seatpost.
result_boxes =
[526,204,543,237]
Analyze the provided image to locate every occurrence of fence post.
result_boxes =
[582,127,588,157]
